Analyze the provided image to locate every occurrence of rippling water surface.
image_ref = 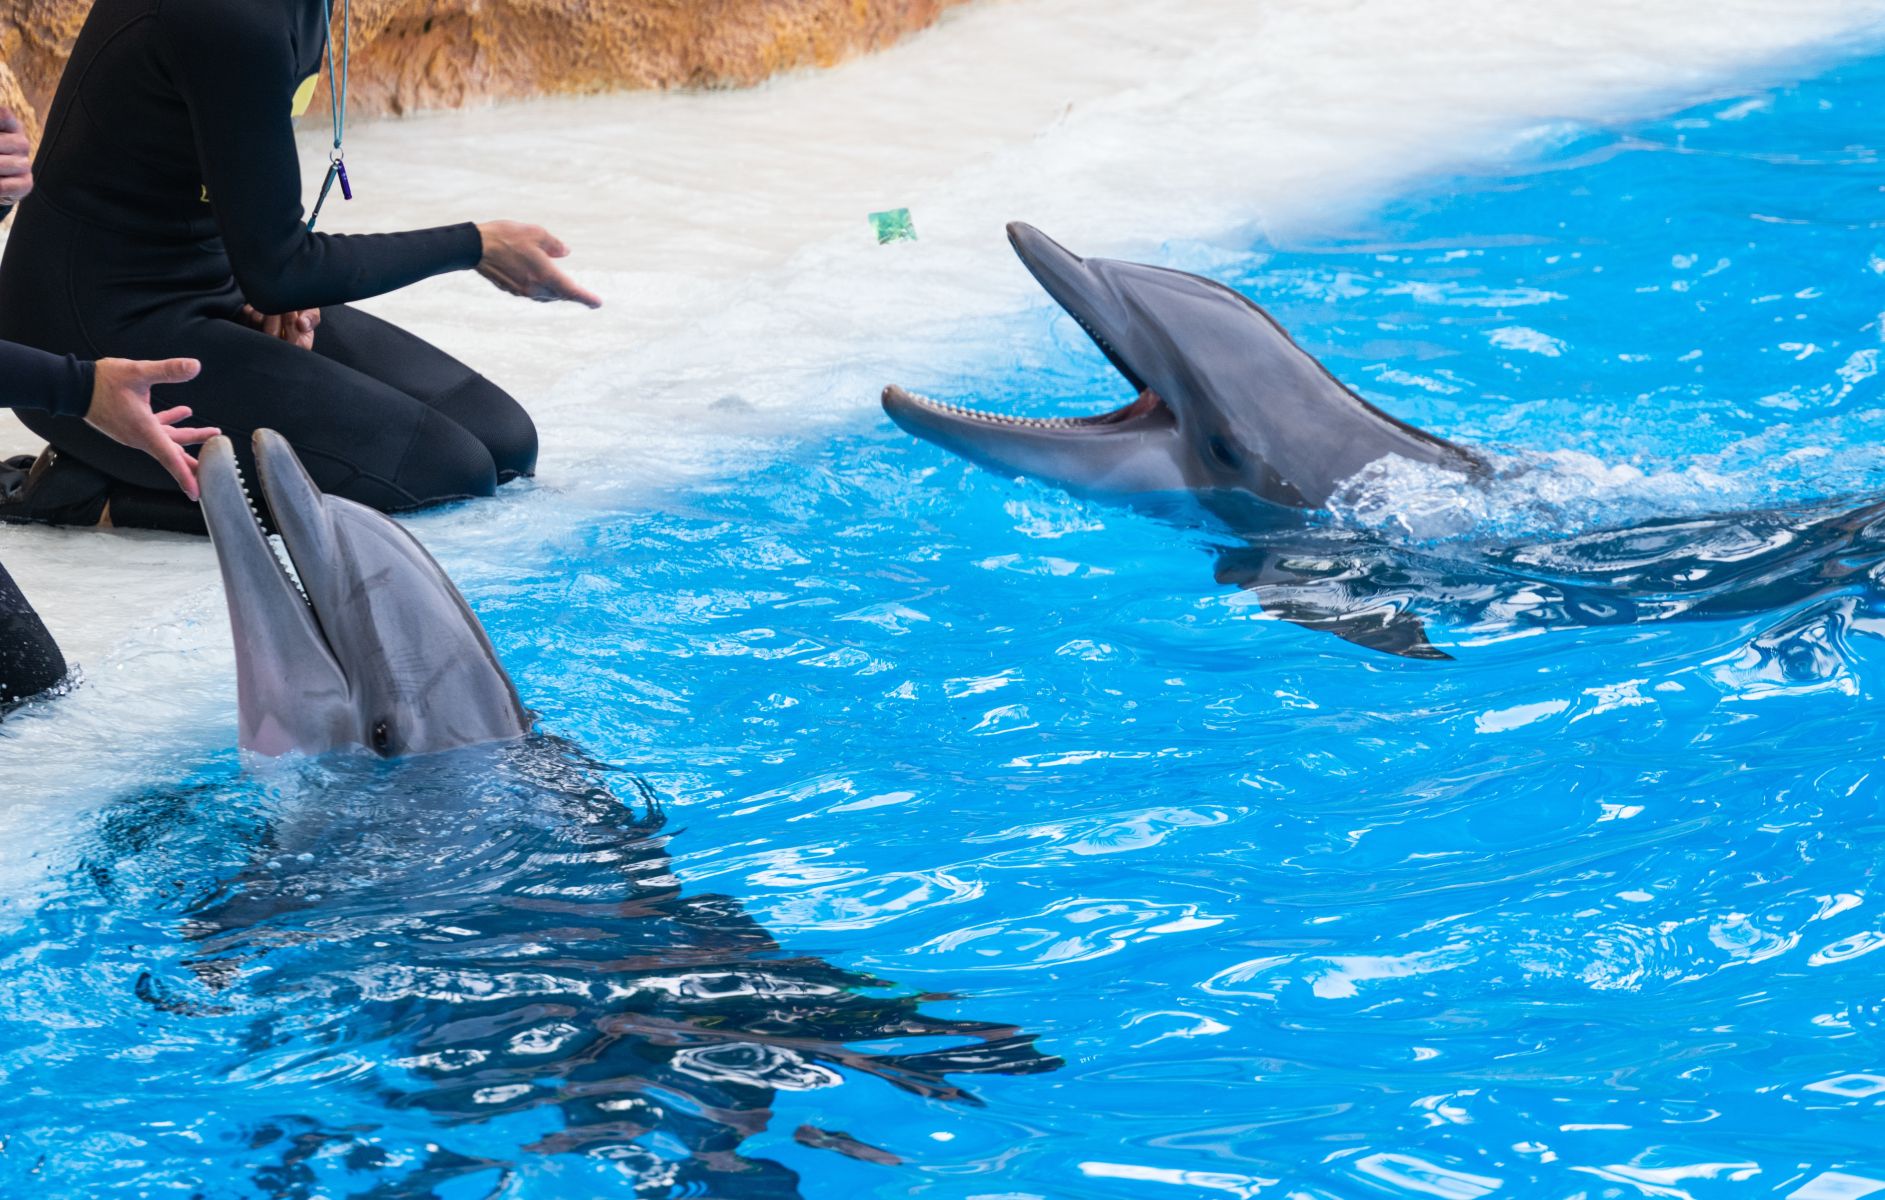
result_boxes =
[10,49,1885,1200]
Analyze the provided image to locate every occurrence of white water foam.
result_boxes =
[4,0,1885,813]
[1327,450,1750,544]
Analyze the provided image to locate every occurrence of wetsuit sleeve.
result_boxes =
[0,341,94,419]
[155,0,483,314]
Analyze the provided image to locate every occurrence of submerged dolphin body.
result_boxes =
[1206,497,1885,660]
[93,745,1062,1195]
[199,430,531,756]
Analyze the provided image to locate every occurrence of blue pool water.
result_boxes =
[10,47,1885,1200]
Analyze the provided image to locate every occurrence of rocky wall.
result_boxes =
[0,0,964,140]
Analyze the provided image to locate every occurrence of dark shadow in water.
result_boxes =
[98,739,1058,1198]
[1205,492,1885,660]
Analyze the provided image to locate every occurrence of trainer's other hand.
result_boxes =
[0,108,31,206]
[86,358,219,500]
[238,304,320,351]
[475,220,603,309]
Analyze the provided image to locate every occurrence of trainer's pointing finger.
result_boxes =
[545,263,602,310]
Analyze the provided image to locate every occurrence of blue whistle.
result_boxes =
[336,158,352,201]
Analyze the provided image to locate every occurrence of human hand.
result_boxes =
[238,304,320,351]
[475,221,602,308]
[85,358,219,500]
[0,108,31,207]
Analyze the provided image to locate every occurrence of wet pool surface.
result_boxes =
[8,49,1885,1200]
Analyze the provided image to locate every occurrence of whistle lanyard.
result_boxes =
[307,0,351,231]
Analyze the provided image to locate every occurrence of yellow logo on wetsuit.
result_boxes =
[203,74,319,202]
[291,74,319,119]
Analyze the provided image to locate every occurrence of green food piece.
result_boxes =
[869,208,917,244]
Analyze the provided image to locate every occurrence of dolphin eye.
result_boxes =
[371,721,392,756]
[1208,436,1240,469]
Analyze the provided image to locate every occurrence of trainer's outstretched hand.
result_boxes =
[0,108,32,207]
[85,358,219,500]
[475,220,602,309]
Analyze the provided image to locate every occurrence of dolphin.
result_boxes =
[884,222,1484,512]
[198,429,531,756]
[175,432,1062,1191]
[883,225,1885,660]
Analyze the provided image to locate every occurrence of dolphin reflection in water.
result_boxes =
[1203,491,1885,663]
[106,743,1059,1197]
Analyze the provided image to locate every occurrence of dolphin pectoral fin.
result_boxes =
[1214,546,1453,661]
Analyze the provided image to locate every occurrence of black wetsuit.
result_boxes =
[0,0,536,528]
[0,555,63,709]
[0,545,67,709]
[0,212,76,705]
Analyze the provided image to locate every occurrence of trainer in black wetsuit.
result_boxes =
[0,109,64,706]
[0,334,215,706]
[0,339,84,707]
[0,280,215,706]
[0,0,600,531]
[2,103,221,709]
[0,250,220,707]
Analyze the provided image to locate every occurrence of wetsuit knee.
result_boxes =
[308,411,494,514]
[389,406,499,509]
[491,398,539,484]
[429,373,538,482]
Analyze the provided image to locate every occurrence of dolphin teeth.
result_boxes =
[229,448,315,610]
[906,389,1103,430]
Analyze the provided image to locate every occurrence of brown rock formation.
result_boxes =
[0,0,963,138]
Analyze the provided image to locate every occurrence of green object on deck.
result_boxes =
[869,208,917,244]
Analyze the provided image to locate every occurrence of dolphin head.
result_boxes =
[884,223,1479,509]
[199,430,532,758]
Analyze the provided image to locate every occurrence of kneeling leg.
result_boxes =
[313,305,538,482]
[15,319,502,524]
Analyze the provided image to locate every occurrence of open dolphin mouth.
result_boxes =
[882,222,1175,437]
[200,440,314,621]
[199,431,346,649]
[199,431,355,755]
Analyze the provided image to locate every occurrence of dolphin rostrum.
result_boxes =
[883,225,1885,660]
[199,429,531,756]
